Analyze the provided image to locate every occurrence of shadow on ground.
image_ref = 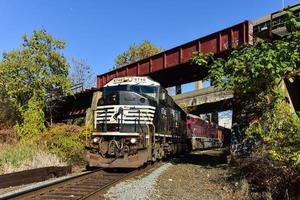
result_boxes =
[171,149,230,167]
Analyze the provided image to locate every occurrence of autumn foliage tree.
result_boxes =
[114,40,163,68]
[191,10,300,198]
[0,29,71,138]
[191,11,300,165]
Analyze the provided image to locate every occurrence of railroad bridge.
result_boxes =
[52,3,300,126]
[96,21,252,90]
[173,87,233,114]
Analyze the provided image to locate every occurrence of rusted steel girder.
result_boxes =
[97,21,253,89]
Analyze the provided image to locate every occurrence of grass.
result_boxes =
[0,123,86,174]
[0,142,66,174]
[0,142,37,172]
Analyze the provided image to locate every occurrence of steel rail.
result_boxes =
[0,166,72,189]
[4,169,101,200]
[7,162,163,200]
[82,162,163,200]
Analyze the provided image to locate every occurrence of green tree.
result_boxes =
[0,29,71,137]
[191,11,300,165]
[114,40,163,68]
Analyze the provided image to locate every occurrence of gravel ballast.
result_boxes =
[105,163,172,200]
[151,150,239,200]
[106,149,240,200]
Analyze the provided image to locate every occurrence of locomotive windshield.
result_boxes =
[104,85,158,99]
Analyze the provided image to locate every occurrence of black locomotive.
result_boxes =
[86,76,189,168]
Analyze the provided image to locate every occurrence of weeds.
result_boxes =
[0,141,66,174]
[40,123,86,165]
[0,128,19,144]
[0,123,85,174]
[235,147,300,200]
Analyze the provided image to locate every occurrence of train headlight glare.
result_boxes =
[130,138,137,144]
[93,137,100,143]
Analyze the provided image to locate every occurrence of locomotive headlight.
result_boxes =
[92,137,100,143]
[130,138,137,144]
[140,98,146,103]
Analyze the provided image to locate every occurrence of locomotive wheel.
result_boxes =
[152,149,157,162]
[152,155,157,162]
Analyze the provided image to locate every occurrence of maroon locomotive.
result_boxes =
[186,114,224,150]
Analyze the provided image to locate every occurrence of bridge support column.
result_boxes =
[85,91,102,128]
[195,80,203,90]
[176,85,182,95]
[211,111,219,125]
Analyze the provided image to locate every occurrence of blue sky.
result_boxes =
[1,0,299,91]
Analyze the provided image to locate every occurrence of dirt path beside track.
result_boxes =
[150,149,240,200]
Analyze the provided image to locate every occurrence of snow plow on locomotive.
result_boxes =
[85,76,189,168]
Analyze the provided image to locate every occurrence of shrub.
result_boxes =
[0,123,86,174]
[15,92,46,138]
[246,102,300,165]
[0,128,19,144]
[0,123,87,174]
[237,149,300,199]
[40,124,86,164]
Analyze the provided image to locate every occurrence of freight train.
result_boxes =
[85,76,228,168]
[86,76,189,168]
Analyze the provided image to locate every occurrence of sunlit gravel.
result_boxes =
[105,163,172,200]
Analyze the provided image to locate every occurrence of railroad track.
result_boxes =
[6,162,162,200]
[0,166,72,189]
